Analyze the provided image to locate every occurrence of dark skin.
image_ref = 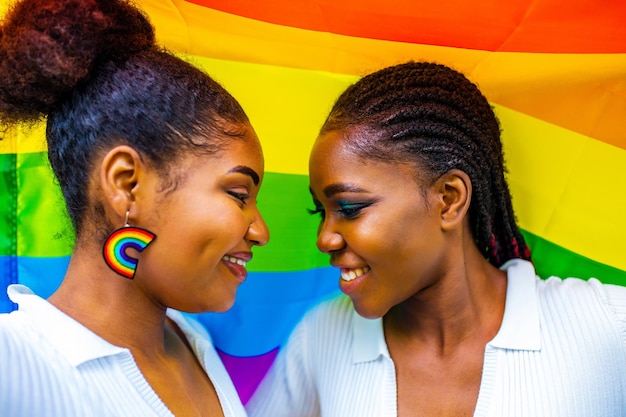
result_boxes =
[51,249,224,417]
[384,224,506,417]
[48,146,224,417]
[310,130,508,417]
[48,138,269,416]
[384,174,507,417]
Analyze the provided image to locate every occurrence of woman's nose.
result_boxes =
[247,209,270,246]
[316,218,345,254]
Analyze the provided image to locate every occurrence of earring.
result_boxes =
[102,211,156,279]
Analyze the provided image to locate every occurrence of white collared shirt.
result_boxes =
[0,285,247,417]
[247,259,626,417]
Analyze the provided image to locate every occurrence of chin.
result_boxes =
[208,291,238,313]
[180,296,237,314]
[351,299,388,320]
[211,300,237,313]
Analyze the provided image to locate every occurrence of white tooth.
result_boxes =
[223,256,246,267]
[341,271,356,281]
[340,266,371,282]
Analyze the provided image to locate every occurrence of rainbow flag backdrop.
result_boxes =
[1,0,625,404]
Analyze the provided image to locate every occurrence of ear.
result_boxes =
[435,169,472,231]
[99,145,145,221]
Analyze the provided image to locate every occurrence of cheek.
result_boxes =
[348,214,403,259]
[153,200,248,255]
[208,200,251,231]
[362,207,441,259]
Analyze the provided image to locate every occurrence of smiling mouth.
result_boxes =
[222,255,247,268]
[340,266,371,282]
[221,255,249,282]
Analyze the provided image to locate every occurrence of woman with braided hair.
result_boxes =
[0,0,269,416]
[247,62,626,416]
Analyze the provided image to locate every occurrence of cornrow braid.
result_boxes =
[320,61,531,267]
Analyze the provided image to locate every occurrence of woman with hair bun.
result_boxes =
[0,0,268,416]
[247,62,626,416]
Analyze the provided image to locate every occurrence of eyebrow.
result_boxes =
[311,183,368,198]
[228,165,260,185]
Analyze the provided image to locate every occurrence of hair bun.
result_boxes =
[0,0,155,122]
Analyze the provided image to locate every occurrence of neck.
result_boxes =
[48,245,172,357]
[384,240,507,355]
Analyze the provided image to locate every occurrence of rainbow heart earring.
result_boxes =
[102,211,156,279]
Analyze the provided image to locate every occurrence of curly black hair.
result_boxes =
[0,0,250,236]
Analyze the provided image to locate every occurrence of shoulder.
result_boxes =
[537,274,626,345]
[298,293,355,335]
[537,273,626,306]
[0,309,39,353]
[0,312,85,414]
[310,292,354,315]
[0,308,76,374]
[281,293,367,367]
[276,293,355,354]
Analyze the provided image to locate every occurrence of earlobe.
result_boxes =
[439,169,472,231]
[99,145,144,219]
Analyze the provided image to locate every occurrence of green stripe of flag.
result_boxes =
[256,173,626,283]
[8,154,626,284]
[253,172,327,271]
[0,153,17,256]
[16,152,74,257]
[522,230,626,285]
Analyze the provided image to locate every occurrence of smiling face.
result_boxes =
[309,130,450,318]
[133,125,269,313]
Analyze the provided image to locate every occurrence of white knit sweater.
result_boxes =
[247,259,626,417]
[0,285,247,417]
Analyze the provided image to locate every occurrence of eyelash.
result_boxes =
[307,206,325,218]
[228,191,250,205]
[308,201,372,219]
[337,202,369,219]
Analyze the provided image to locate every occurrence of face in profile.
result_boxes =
[308,130,449,319]
[134,124,269,313]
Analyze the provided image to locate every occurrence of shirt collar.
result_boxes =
[350,258,541,363]
[487,258,541,351]
[352,310,387,363]
[8,284,128,367]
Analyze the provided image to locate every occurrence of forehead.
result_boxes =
[216,124,263,161]
[181,126,264,174]
[309,130,420,194]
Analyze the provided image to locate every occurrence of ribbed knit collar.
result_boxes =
[351,258,542,364]
[487,259,542,351]
[7,284,198,367]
